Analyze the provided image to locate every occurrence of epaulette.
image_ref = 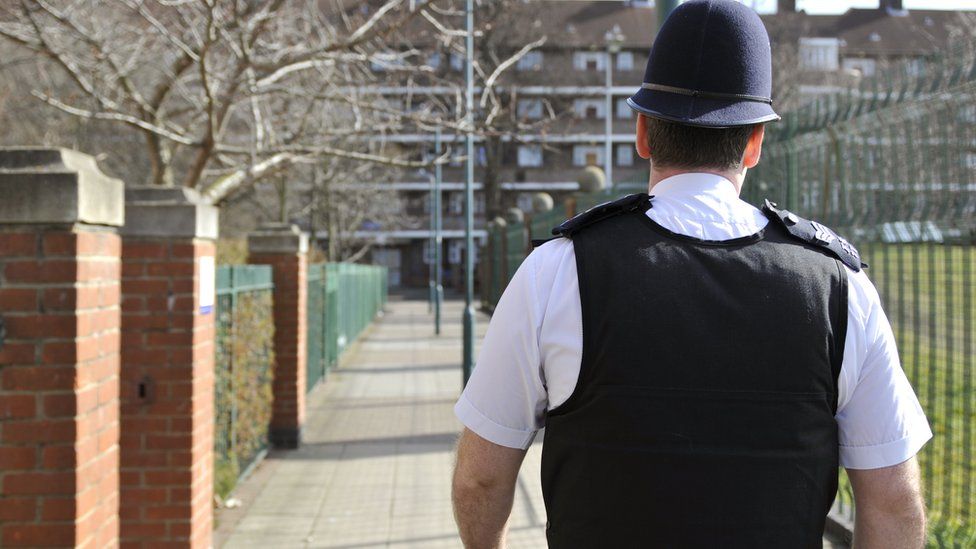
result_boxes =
[762,199,867,272]
[552,193,652,238]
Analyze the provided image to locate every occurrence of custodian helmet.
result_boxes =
[627,0,781,128]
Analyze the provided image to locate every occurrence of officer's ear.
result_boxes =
[636,114,651,160]
[742,124,765,169]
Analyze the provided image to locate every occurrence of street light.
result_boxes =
[462,0,476,385]
[434,127,443,336]
[605,26,625,191]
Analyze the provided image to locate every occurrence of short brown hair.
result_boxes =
[644,117,757,170]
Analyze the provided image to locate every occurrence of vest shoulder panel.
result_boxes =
[762,199,866,272]
[551,193,652,237]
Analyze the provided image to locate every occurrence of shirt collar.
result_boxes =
[649,173,740,203]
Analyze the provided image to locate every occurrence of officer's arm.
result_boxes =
[846,456,926,548]
[452,428,527,549]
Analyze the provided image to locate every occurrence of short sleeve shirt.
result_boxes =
[455,173,932,470]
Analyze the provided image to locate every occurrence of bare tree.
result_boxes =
[0,0,444,203]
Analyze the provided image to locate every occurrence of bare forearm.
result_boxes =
[451,428,527,549]
[848,458,926,549]
[852,503,926,549]
[452,481,517,549]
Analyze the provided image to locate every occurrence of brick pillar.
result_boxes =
[0,149,124,548]
[119,187,218,548]
[247,223,308,449]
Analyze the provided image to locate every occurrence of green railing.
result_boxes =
[746,46,976,547]
[214,265,275,500]
[306,262,389,392]
[480,181,646,312]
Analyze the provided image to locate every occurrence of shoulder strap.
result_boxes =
[552,193,652,238]
[761,199,867,272]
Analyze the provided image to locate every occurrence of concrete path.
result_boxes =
[216,295,547,548]
[217,294,847,549]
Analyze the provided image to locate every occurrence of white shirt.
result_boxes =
[456,173,932,470]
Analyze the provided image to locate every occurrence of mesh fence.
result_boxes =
[214,265,275,500]
[745,46,976,547]
[479,46,976,546]
[306,262,389,392]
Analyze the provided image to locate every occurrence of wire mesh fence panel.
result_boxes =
[313,262,388,369]
[214,265,274,500]
[506,222,528,282]
[747,47,976,546]
[306,263,327,392]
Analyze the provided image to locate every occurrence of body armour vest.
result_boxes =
[541,198,848,548]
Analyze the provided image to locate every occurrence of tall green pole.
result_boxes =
[428,155,436,313]
[658,0,680,29]
[462,0,476,385]
[434,127,443,335]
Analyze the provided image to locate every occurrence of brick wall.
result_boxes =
[119,239,214,549]
[0,229,122,548]
[249,252,307,448]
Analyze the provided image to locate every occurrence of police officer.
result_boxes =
[451,1,931,547]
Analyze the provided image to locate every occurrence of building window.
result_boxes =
[842,57,876,77]
[964,152,976,171]
[616,98,632,119]
[573,145,604,167]
[450,52,464,71]
[517,193,534,212]
[517,50,544,71]
[449,192,463,215]
[958,105,976,124]
[448,240,462,264]
[798,38,839,72]
[616,51,634,71]
[517,99,544,119]
[370,52,405,72]
[449,147,464,167]
[517,145,543,168]
[448,193,485,216]
[573,51,606,71]
[573,99,605,119]
[616,145,634,167]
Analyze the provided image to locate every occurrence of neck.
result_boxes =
[649,166,747,195]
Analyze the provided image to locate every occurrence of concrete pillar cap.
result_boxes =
[248,223,309,255]
[122,186,219,240]
[0,147,124,227]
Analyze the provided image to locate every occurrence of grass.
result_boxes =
[839,243,976,548]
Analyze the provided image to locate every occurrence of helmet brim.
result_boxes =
[627,89,781,129]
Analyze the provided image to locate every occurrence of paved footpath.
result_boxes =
[217,294,846,548]
[217,295,548,548]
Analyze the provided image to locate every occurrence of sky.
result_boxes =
[742,0,976,14]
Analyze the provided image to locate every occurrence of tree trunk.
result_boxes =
[483,134,504,219]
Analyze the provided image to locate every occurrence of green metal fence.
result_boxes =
[214,265,275,500]
[481,182,646,312]
[746,46,976,547]
[306,262,389,392]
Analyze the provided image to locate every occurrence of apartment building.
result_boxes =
[349,0,967,288]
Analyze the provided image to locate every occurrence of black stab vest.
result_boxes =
[541,207,847,549]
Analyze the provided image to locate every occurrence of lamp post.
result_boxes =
[428,158,436,313]
[462,0,476,385]
[605,27,625,191]
[434,127,443,335]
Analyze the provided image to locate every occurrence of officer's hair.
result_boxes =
[644,117,758,171]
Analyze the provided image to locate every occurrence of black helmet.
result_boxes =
[627,0,780,128]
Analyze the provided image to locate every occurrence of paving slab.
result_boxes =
[217,294,846,549]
